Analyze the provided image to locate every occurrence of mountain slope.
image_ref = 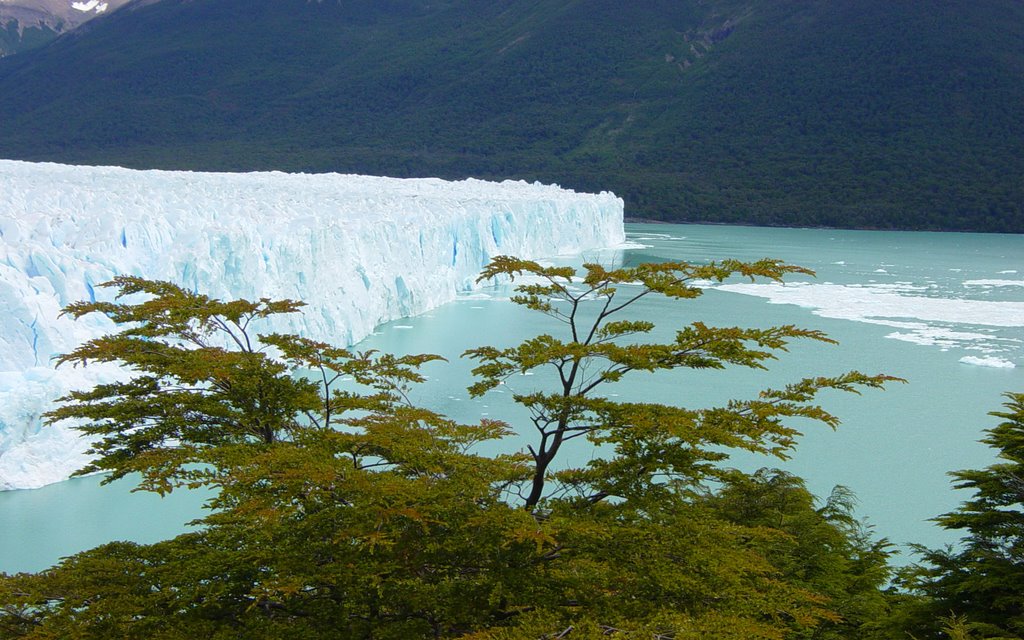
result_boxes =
[0,0,131,56]
[0,0,1022,231]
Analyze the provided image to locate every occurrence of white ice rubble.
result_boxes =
[714,281,1024,355]
[0,160,625,490]
[959,355,1016,369]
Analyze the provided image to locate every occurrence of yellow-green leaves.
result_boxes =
[46,278,450,494]
[15,260,903,640]
[468,256,895,513]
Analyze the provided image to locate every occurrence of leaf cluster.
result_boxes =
[469,258,898,511]
[45,276,445,494]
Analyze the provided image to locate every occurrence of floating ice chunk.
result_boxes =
[616,241,652,250]
[959,355,1016,369]
[852,282,928,293]
[884,326,997,348]
[628,233,674,239]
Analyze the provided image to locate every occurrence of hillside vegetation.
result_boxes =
[0,0,1022,231]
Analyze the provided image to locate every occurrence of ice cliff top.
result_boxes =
[0,159,624,489]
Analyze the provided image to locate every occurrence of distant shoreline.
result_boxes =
[621,217,1022,236]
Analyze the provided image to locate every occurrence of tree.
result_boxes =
[1,258,897,638]
[467,257,895,512]
[44,275,446,493]
[462,257,898,637]
[891,393,1024,639]
[6,275,546,638]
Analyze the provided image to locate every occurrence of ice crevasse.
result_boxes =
[0,160,625,490]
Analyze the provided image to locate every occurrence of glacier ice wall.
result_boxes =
[0,160,624,490]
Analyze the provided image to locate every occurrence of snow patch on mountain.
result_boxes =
[71,1,107,13]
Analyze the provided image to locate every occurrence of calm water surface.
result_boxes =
[3,223,1022,573]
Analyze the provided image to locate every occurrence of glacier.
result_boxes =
[0,160,625,490]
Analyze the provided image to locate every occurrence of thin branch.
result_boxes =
[210,316,250,352]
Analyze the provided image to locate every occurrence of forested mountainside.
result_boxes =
[0,0,1021,231]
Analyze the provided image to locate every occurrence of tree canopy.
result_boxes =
[0,258,902,638]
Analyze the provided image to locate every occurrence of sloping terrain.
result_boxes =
[0,0,1022,231]
[0,0,130,55]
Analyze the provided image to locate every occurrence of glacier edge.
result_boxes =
[0,160,625,490]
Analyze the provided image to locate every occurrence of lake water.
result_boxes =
[2,223,1022,573]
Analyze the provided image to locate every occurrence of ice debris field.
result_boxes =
[0,160,625,490]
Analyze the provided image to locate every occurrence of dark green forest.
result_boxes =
[1,264,1023,638]
[0,0,1022,231]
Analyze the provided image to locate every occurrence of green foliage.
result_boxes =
[1,258,900,638]
[468,258,897,510]
[42,278,368,493]
[700,469,893,639]
[888,394,1024,639]
[45,275,450,494]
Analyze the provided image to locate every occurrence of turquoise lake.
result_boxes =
[2,222,1023,573]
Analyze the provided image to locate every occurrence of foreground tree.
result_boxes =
[467,257,896,513]
[43,275,447,494]
[889,394,1024,639]
[461,258,899,636]
[4,276,543,638]
[0,258,897,638]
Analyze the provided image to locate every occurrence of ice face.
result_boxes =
[0,160,625,489]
